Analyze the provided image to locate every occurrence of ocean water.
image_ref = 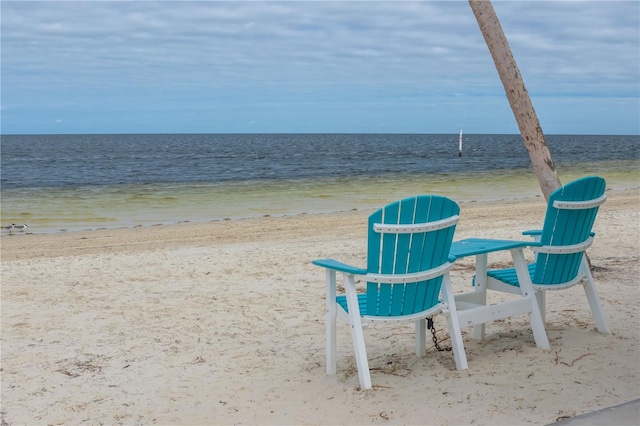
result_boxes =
[1,133,638,234]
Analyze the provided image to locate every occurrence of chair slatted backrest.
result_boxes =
[365,195,459,317]
[533,176,606,285]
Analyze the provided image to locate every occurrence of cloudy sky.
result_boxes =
[2,1,638,135]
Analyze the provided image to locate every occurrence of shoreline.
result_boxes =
[1,188,638,425]
[1,188,637,262]
[2,165,638,235]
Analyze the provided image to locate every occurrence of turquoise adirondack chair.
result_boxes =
[485,176,610,333]
[313,195,468,390]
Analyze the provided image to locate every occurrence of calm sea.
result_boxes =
[1,133,638,234]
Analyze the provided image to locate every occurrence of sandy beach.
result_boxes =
[1,188,638,425]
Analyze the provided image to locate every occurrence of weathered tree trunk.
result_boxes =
[468,0,561,200]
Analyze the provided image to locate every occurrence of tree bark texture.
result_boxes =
[468,0,561,200]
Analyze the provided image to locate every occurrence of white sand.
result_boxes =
[1,189,639,425]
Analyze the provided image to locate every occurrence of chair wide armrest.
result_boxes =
[451,238,537,258]
[312,259,367,275]
[523,229,542,243]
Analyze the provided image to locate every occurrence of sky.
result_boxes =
[1,1,639,135]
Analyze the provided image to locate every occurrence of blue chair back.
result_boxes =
[533,176,606,285]
[365,195,459,316]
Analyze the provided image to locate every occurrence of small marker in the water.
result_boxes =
[458,130,463,157]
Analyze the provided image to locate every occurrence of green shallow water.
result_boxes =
[1,161,638,234]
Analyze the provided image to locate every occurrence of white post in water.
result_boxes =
[458,130,463,157]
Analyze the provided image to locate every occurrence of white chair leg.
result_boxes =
[446,313,469,371]
[581,258,611,333]
[472,254,488,340]
[415,319,426,357]
[442,273,468,370]
[344,273,372,390]
[325,270,337,375]
[511,249,550,350]
[528,297,550,350]
[535,290,546,324]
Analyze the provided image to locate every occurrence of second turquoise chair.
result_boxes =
[485,176,610,333]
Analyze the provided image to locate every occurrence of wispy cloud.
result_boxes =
[1,1,638,134]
